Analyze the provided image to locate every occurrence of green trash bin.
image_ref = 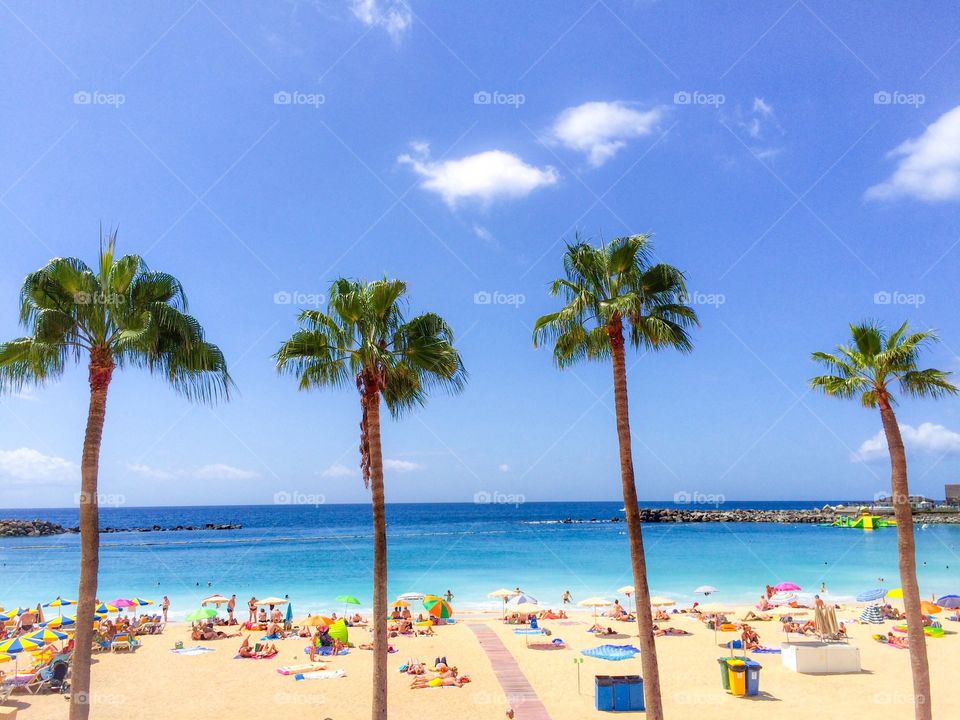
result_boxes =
[717,657,734,690]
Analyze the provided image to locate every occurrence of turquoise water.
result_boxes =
[2,502,959,618]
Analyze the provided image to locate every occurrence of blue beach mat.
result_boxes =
[581,644,640,661]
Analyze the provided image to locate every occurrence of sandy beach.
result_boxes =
[8,603,959,719]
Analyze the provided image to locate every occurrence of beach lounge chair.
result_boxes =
[111,633,139,652]
[29,658,70,694]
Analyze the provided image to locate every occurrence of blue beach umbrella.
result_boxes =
[856,589,887,603]
[935,595,960,609]
[285,603,293,624]
[581,644,641,661]
[859,605,883,624]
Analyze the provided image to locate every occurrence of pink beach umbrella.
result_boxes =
[774,582,801,592]
[111,599,136,612]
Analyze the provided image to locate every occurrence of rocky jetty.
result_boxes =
[549,507,960,525]
[0,519,242,537]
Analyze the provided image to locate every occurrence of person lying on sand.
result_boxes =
[886,632,908,648]
[589,623,616,635]
[415,625,435,636]
[742,611,772,621]
[410,675,469,689]
[654,625,690,636]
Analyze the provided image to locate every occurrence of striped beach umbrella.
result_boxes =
[424,598,453,619]
[856,588,886,602]
[23,628,68,645]
[0,636,44,654]
[40,615,76,629]
[131,598,154,607]
[859,605,883,624]
[94,603,119,615]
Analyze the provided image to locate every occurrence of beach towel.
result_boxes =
[294,669,346,680]
[235,651,278,659]
[752,646,781,654]
[513,628,544,635]
[581,644,640,661]
[171,646,215,655]
[303,646,349,656]
[277,663,327,675]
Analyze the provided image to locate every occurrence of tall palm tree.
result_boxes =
[0,233,231,720]
[533,234,698,720]
[274,277,466,720]
[811,321,956,720]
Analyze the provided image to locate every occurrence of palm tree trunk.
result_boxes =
[608,316,664,719]
[365,385,389,720]
[879,399,932,720]
[70,349,114,720]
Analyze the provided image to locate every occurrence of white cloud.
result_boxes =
[127,463,173,480]
[383,458,422,472]
[473,224,495,245]
[498,464,511,473]
[548,101,665,166]
[0,448,77,485]
[194,463,260,480]
[399,144,558,206]
[350,0,412,41]
[321,463,356,478]
[852,422,960,463]
[730,97,784,158]
[865,106,960,202]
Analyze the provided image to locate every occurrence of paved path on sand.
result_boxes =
[468,623,553,719]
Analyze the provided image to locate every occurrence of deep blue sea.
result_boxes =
[2,501,959,619]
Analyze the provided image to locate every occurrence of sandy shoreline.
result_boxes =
[7,603,960,719]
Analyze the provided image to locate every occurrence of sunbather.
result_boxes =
[654,625,690,636]
[589,624,616,635]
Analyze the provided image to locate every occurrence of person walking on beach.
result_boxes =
[248,596,257,623]
[562,590,572,604]
[444,590,454,602]
[162,596,169,623]
[227,594,236,623]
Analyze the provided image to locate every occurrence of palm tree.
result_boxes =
[0,232,231,720]
[274,277,466,720]
[533,234,698,720]
[811,321,956,720]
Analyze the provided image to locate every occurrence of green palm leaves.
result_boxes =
[532,234,699,366]
[0,231,232,401]
[810,321,957,407]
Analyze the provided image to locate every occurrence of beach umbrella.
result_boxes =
[920,601,942,615]
[131,598,154,606]
[578,597,612,619]
[201,595,229,607]
[336,595,361,617]
[508,602,541,615]
[581,644,640,661]
[0,636,43,654]
[397,592,425,602]
[693,586,718,596]
[424,598,453,619]
[856,588,886,603]
[859,605,883,624]
[391,599,410,608]
[43,597,76,616]
[285,603,294,625]
[254,596,288,606]
[40,615,76,629]
[774,582,802,592]
[617,585,635,595]
[886,588,903,599]
[301,615,334,627]
[111,599,136,612]
[935,595,960,609]
[650,596,675,607]
[0,612,15,622]
[0,653,11,663]
[185,608,218,622]
[23,628,68,645]
[506,593,539,607]
[488,588,518,615]
[768,592,797,606]
[94,603,119,615]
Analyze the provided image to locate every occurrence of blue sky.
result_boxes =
[2,1,960,507]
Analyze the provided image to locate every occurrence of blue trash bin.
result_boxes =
[744,659,762,697]
[623,675,645,711]
[595,676,614,711]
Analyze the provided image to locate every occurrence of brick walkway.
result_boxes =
[468,623,553,719]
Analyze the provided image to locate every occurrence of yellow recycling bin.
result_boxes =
[726,658,747,696]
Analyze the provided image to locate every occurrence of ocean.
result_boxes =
[2,501,959,618]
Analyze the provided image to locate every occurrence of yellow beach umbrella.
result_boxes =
[391,599,410,608]
[300,615,334,627]
[920,601,942,615]
[886,588,903,599]
[650,596,676,607]
[578,597,612,618]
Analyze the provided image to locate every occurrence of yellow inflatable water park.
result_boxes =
[824,508,896,530]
